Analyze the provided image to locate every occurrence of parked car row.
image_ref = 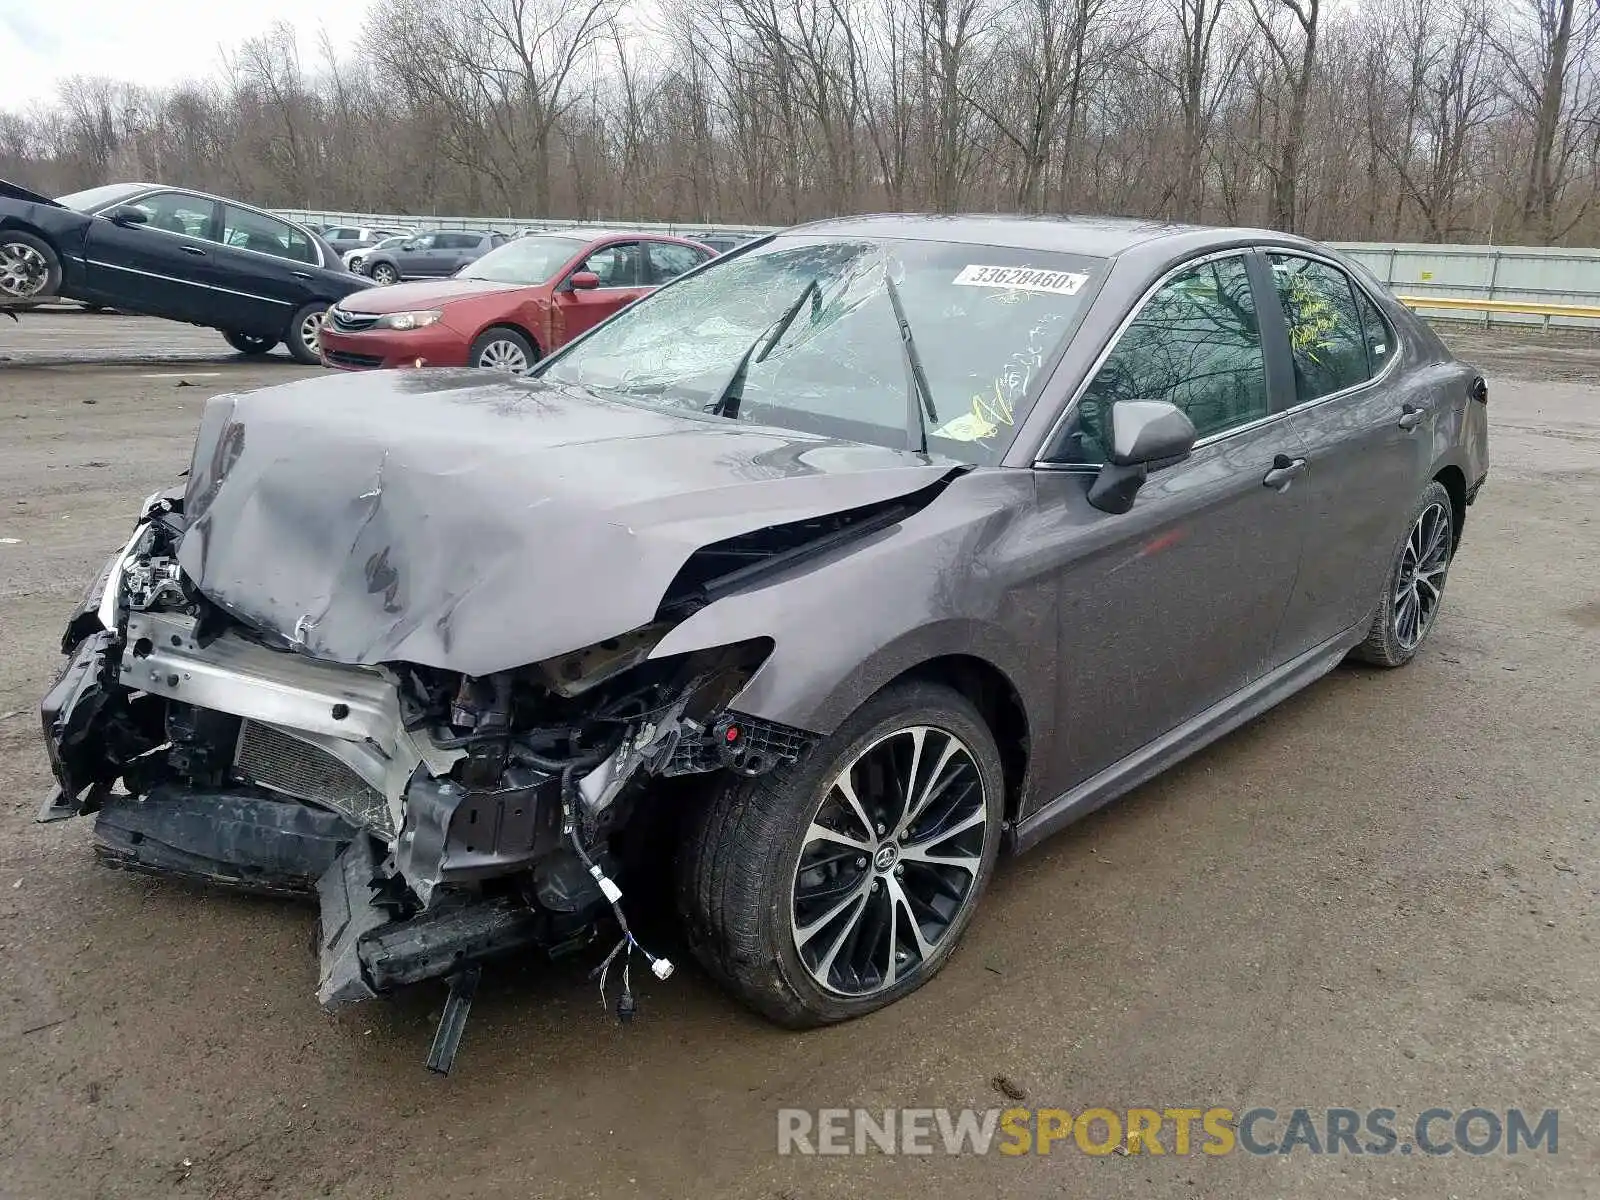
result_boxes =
[0,175,743,369]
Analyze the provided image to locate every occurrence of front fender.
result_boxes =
[647,468,1058,764]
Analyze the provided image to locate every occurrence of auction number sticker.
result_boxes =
[953,265,1089,295]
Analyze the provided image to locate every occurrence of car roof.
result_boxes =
[786,213,1306,260]
[521,228,703,245]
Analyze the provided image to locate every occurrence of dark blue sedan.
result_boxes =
[0,179,371,362]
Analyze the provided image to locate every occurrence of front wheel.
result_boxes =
[1352,480,1455,667]
[223,331,278,356]
[284,302,328,365]
[0,231,61,302]
[370,263,399,286]
[677,681,1005,1027]
[469,326,538,374]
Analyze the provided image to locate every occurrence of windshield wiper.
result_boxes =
[883,275,938,454]
[706,278,821,420]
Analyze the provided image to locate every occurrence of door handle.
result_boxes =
[181,245,206,256]
[1398,403,1425,431]
[292,271,313,280]
[1262,454,1308,489]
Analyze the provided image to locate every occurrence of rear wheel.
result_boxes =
[677,681,1004,1027]
[468,327,537,374]
[223,331,278,356]
[1353,480,1454,667]
[284,302,328,365]
[0,231,60,302]
[370,262,399,286]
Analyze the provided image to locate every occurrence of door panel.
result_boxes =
[1038,423,1309,790]
[80,191,219,322]
[396,235,439,278]
[205,205,319,335]
[551,241,650,345]
[1034,251,1309,794]
[1264,254,1431,658]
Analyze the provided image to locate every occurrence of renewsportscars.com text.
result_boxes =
[777,1106,1559,1157]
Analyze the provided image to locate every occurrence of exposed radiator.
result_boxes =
[234,719,393,836]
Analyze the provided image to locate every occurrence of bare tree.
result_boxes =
[5,0,1600,244]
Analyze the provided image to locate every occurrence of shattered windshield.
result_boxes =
[538,235,1105,464]
[460,235,587,284]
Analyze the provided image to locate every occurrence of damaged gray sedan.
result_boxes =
[40,216,1488,1053]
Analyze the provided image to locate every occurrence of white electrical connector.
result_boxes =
[651,957,675,981]
[589,864,623,904]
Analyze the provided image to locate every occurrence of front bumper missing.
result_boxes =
[316,832,558,1008]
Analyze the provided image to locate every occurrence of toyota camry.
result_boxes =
[39,215,1488,1061]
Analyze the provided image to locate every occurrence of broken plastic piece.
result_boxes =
[426,964,482,1076]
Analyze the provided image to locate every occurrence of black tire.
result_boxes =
[1352,480,1455,667]
[370,262,399,285]
[284,302,328,365]
[223,330,278,357]
[0,230,61,302]
[468,326,538,374]
[676,681,1005,1027]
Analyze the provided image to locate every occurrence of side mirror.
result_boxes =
[1086,400,1198,515]
[569,270,601,291]
[107,205,148,227]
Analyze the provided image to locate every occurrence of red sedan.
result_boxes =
[318,231,715,374]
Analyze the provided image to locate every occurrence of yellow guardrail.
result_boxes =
[1396,294,1600,320]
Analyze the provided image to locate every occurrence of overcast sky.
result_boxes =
[0,0,376,110]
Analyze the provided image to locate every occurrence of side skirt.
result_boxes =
[1011,624,1366,854]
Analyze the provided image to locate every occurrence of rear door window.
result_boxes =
[222,207,317,264]
[1355,288,1394,377]
[647,241,710,283]
[1267,254,1374,402]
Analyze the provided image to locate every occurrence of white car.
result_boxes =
[342,232,412,274]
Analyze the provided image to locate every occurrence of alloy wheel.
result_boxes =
[0,241,48,299]
[476,338,531,374]
[1393,500,1450,650]
[791,725,990,997]
[373,265,397,285]
[300,309,327,357]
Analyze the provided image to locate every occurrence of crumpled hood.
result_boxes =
[179,370,953,676]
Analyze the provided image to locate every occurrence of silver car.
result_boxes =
[40,216,1487,1062]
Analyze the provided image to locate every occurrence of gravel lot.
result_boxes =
[0,313,1596,1199]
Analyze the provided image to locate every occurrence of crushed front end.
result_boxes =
[40,492,804,1031]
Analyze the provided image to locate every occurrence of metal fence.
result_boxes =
[275,207,1600,327]
[1334,242,1600,329]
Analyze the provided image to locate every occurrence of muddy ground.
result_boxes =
[0,314,1596,1199]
